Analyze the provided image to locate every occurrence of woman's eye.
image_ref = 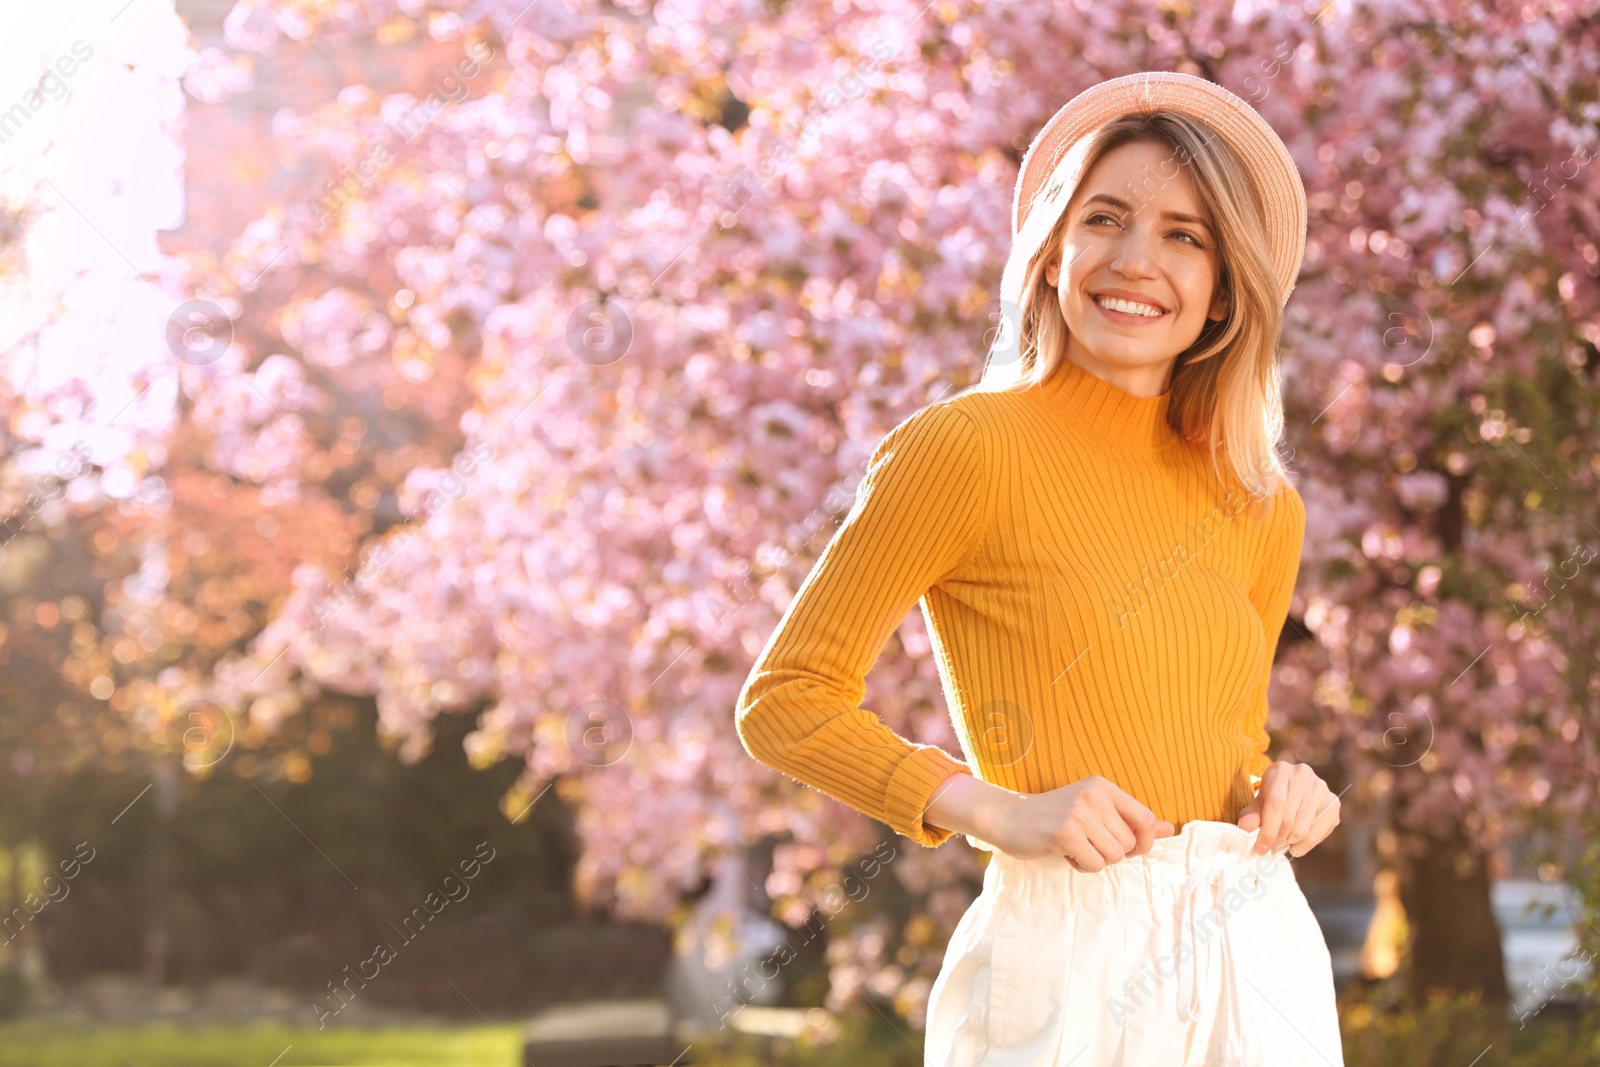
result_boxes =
[1086,213,1205,248]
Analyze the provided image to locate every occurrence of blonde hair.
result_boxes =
[982,110,1292,512]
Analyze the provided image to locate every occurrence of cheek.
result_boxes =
[1174,268,1219,316]
[1058,287,1091,327]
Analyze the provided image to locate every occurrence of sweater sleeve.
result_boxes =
[1242,483,1306,789]
[735,401,991,848]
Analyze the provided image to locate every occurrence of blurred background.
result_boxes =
[1,0,1598,1064]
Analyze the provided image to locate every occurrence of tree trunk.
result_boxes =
[140,762,179,994]
[1397,819,1509,1007]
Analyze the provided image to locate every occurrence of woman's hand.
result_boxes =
[1011,776,1175,869]
[937,774,1173,870]
[1236,760,1341,857]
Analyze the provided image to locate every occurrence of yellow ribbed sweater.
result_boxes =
[735,356,1307,848]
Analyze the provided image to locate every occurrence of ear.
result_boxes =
[1208,290,1230,323]
[1045,258,1059,287]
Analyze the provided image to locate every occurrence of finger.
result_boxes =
[1304,784,1343,830]
[1109,790,1162,856]
[1267,777,1305,851]
[1063,826,1107,872]
[1253,768,1289,853]
[1133,817,1176,845]
[1128,821,1174,862]
[1080,809,1130,867]
[1290,791,1342,858]
[1057,804,1106,872]
[1260,767,1312,851]
[1096,791,1141,857]
[1074,802,1131,867]
[1283,774,1326,855]
[1078,788,1136,861]
[1236,796,1260,832]
[1266,765,1316,854]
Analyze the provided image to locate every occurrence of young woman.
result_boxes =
[736,72,1344,1066]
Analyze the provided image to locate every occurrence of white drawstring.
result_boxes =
[1173,859,1264,1065]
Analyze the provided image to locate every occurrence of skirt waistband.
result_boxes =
[978,819,1291,893]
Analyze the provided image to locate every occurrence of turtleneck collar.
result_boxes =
[1031,357,1180,454]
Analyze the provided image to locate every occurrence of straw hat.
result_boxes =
[983,71,1308,386]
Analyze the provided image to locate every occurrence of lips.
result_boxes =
[1092,293,1168,319]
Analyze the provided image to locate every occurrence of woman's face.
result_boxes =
[1045,139,1228,393]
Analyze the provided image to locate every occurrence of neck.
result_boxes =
[1032,356,1179,453]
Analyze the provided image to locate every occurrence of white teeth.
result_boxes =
[1095,295,1164,317]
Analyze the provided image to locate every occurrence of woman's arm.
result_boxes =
[919,772,1012,841]
[1240,484,1307,781]
[734,402,993,848]
[924,771,1176,868]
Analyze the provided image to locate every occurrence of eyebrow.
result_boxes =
[1081,194,1214,233]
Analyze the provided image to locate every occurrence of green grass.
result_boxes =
[0,1019,522,1067]
[0,1017,916,1067]
[1,1008,1591,1067]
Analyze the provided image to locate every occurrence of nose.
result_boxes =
[1109,220,1160,280]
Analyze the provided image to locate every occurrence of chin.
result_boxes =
[1084,340,1169,366]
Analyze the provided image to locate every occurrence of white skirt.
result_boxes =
[923,819,1345,1067]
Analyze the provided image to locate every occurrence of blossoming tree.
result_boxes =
[5,0,1598,1017]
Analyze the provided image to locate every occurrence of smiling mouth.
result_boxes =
[1092,294,1168,319]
